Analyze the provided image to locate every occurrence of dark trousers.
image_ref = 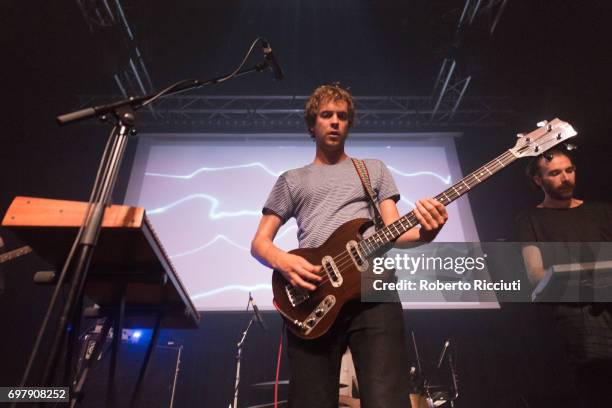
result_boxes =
[286,301,412,408]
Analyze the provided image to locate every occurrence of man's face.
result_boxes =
[312,99,350,150]
[534,154,576,200]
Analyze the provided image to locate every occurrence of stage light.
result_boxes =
[121,328,149,343]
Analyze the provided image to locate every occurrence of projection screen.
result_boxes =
[124,133,494,310]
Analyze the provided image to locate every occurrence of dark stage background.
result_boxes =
[2,1,612,407]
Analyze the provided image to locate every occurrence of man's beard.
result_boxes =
[544,181,575,200]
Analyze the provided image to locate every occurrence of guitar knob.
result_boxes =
[306,318,316,327]
[315,308,324,317]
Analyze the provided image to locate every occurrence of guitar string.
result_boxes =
[305,132,571,288]
[313,154,513,287]
[283,137,564,328]
[317,151,515,283]
[309,150,517,288]
[284,137,569,326]
[321,149,514,273]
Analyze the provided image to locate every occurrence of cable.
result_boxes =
[141,37,265,108]
[274,324,284,408]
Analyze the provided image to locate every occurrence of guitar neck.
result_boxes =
[359,149,518,256]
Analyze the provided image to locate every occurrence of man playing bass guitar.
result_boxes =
[251,84,448,408]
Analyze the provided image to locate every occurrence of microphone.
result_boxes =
[261,39,285,80]
[437,339,451,369]
[249,292,268,332]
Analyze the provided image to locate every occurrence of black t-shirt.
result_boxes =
[516,201,612,365]
[517,201,612,243]
[517,201,612,269]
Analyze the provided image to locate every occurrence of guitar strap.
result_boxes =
[351,158,385,230]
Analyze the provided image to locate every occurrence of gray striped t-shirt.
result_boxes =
[263,158,400,248]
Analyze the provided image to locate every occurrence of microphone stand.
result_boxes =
[56,62,270,126]
[231,293,267,408]
[232,310,254,408]
[41,105,135,388]
[20,47,275,400]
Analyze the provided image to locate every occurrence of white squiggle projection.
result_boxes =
[275,225,299,240]
[147,193,260,218]
[386,166,451,184]
[190,284,272,300]
[127,139,485,310]
[171,235,249,258]
[400,197,416,209]
[148,192,422,220]
[170,226,298,258]
[144,162,451,184]
[144,164,450,218]
[145,162,285,179]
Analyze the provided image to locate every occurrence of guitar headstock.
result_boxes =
[510,118,577,158]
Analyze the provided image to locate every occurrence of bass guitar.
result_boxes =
[272,119,577,339]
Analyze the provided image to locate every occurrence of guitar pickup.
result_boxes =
[322,255,343,287]
[346,240,369,272]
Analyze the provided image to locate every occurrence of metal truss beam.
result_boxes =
[77,0,154,99]
[430,0,508,123]
[76,94,512,132]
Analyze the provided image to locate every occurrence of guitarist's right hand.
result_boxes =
[275,253,322,291]
[251,214,322,290]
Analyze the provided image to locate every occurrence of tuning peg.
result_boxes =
[516,133,524,138]
[537,120,548,127]
[565,143,577,151]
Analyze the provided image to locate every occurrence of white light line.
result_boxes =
[145,162,452,185]
[400,197,416,209]
[386,166,451,184]
[170,235,250,258]
[277,225,298,239]
[145,162,285,179]
[190,284,272,300]
[147,193,260,218]
[169,226,297,258]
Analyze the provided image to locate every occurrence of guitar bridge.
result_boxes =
[285,284,310,307]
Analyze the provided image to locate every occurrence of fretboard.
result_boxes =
[359,149,518,257]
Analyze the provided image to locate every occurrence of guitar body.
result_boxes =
[272,218,374,340]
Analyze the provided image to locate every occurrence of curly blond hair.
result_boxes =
[304,84,355,137]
